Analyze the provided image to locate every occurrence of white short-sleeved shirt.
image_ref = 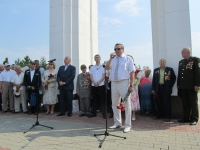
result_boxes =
[11,72,25,90]
[0,69,16,82]
[89,64,105,86]
[109,53,135,81]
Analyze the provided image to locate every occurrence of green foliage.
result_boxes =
[14,56,47,69]
[3,57,8,65]
[40,56,47,69]
[15,56,31,67]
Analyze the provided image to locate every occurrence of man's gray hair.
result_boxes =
[159,58,166,63]
[182,46,191,53]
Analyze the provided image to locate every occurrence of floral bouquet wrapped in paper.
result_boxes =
[45,74,54,90]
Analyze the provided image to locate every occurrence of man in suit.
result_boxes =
[152,58,176,122]
[57,56,76,117]
[23,61,41,114]
[177,47,200,125]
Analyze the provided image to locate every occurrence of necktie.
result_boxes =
[114,57,120,81]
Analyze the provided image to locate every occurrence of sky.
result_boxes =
[0,0,200,70]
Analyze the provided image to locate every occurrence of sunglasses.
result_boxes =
[114,48,121,51]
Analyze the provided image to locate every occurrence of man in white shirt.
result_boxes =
[88,54,106,118]
[0,64,4,111]
[106,43,135,133]
[0,63,16,113]
[11,66,27,113]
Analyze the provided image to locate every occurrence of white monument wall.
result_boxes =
[50,0,98,72]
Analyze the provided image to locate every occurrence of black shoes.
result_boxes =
[177,119,190,123]
[190,121,197,126]
[57,113,65,116]
[79,114,86,117]
[67,114,72,117]
[87,113,96,118]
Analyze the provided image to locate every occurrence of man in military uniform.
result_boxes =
[177,47,200,125]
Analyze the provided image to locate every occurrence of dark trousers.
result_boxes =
[0,93,2,110]
[107,82,113,114]
[28,91,39,113]
[60,89,73,115]
[179,89,199,122]
[156,85,171,119]
[91,85,105,115]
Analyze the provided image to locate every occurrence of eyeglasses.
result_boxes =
[114,48,121,51]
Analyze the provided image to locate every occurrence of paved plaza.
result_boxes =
[0,108,200,150]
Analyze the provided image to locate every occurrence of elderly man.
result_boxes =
[88,54,106,118]
[106,43,135,133]
[11,66,27,113]
[177,47,200,125]
[0,63,16,113]
[0,64,4,111]
[152,58,176,122]
[57,56,76,117]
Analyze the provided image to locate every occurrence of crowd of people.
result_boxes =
[0,44,199,133]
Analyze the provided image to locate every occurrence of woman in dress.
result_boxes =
[130,70,140,120]
[42,60,58,115]
[139,69,152,115]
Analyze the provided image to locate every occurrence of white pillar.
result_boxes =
[151,0,192,95]
[50,0,98,72]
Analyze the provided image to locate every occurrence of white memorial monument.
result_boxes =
[50,0,98,73]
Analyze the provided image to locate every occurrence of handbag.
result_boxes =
[30,93,37,107]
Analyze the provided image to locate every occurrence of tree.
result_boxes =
[14,56,48,69]
[40,56,47,69]
[14,58,23,67]
[14,56,31,67]
[3,57,8,65]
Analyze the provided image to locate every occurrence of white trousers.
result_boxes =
[14,89,27,112]
[111,80,131,128]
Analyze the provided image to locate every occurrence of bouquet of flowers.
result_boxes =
[45,74,54,90]
[116,92,130,112]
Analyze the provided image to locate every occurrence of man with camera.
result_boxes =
[106,43,135,133]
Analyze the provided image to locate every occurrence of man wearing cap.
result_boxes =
[0,64,5,111]
[35,60,45,110]
[11,66,27,113]
[76,64,91,116]
[0,63,16,113]
[23,61,41,114]
[57,56,76,117]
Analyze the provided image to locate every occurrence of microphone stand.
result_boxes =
[24,68,53,133]
[94,67,126,148]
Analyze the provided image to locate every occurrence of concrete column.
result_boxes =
[50,0,98,72]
